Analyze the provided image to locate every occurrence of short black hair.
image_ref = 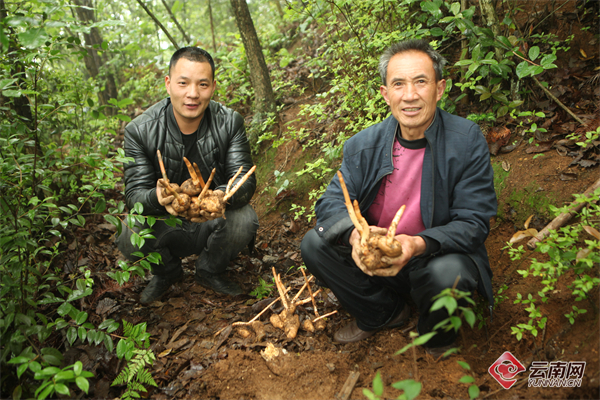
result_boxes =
[169,47,215,80]
[378,39,447,85]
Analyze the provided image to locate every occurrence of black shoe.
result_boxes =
[195,270,244,296]
[140,272,183,304]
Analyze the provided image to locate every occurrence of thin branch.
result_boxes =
[135,0,179,49]
[160,0,191,44]
[532,76,585,125]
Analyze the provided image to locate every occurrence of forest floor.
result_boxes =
[50,2,600,399]
[63,133,599,400]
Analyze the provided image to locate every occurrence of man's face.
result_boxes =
[380,50,446,140]
[165,58,216,132]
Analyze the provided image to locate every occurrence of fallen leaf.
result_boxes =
[158,348,172,358]
[576,248,592,260]
[168,297,187,309]
[97,223,117,232]
[583,226,600,240]
[578,159,598,168]
[165,338,189,351]
[288,219,300,233]
[509,228,539,243]
[502,160,511,171]
[559,172,577,181]
[96,298,118,315]
[487,126,511,156]
[524,215,534,230]
[169,320,190,344]
[525,141,553,153]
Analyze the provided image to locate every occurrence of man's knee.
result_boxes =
[226,204,258,236]
[300,229,323,266]
[425,254,478,293]
[115,218,145,261]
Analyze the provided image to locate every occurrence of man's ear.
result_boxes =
[436,79,447,101]
[165,75,171,95]
[380,85,391,106]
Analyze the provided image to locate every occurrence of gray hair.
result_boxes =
[378,39,447,85]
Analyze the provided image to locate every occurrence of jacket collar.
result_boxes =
[424,107,441,141]
[165,98,212,144]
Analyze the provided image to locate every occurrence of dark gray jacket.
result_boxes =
[122,98,255,215]
[314,108,497,307]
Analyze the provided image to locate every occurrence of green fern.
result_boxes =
[112,321,157,399]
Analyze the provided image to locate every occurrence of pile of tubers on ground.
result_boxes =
[230,268,336,341]
[337,170,406,270]
[157,150,256,220]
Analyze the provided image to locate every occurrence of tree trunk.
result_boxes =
[208,0,217,52]
[229,0,276,114]
[271,0,284,19]
[72,0,118,115]
[479,0,503,61]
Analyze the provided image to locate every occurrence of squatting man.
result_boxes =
[301,39,497,356]
[117,47,258,304]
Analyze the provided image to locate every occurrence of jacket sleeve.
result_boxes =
[214,111,256,210]
[418,125,497,255]
[122,121,165,216]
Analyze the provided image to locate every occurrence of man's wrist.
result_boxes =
[418,235,440,257]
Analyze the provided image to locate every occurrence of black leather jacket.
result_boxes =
[122,98,256,215]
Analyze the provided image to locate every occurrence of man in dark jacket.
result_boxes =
[117,47,258,304]
[301,39,497,355]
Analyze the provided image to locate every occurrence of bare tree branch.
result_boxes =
[135,0,179,49]
[160,0,191,44]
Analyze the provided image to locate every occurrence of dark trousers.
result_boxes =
[300,229,479,347]
[116,204,259,277]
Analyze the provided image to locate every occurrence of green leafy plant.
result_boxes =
[8,354,94,400]
[112,321,158,400]
[566,126,600,149]
[511,293,546,341]
[509,109,547,144]
[504,189,600,341]
[363,371,421,400]
[274,170,290,195]
[103,201,174,286]
[457,360,480,399]
[250,277,275,299]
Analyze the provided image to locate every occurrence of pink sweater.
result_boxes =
[366,136,426,236]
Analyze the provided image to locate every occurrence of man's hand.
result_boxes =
[372,235,426,277]
[189,190,225,223]
[349,226,388,276]
[189,209,224,223]
[349,227,426,277]
[156,180,179,216]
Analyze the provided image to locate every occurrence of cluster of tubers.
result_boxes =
[228,267,336,341]
[337,170,406,270]
[157,149,256,220]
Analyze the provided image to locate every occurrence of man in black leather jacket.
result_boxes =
[117,47,258,304]
[301,40,497,356]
